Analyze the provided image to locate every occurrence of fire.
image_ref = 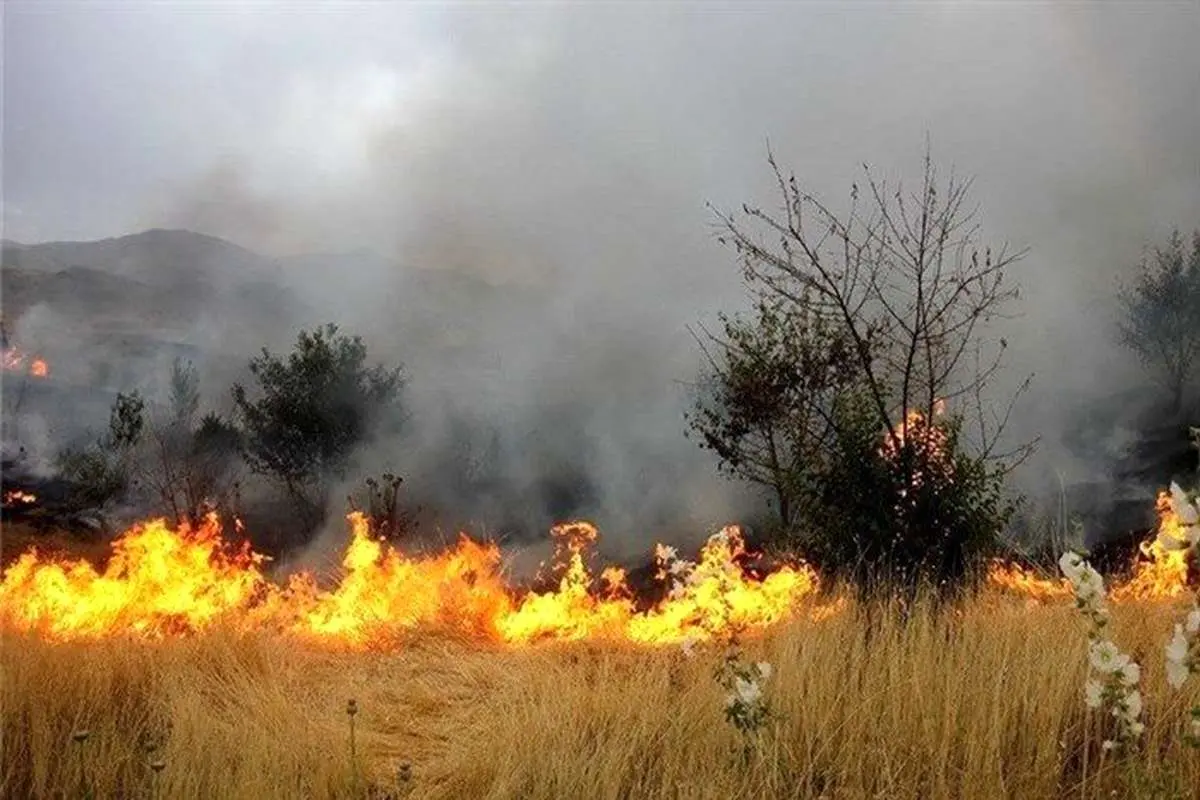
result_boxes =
[0,512,821,647]
[985,561,1073,602]
[3,490,38,506]
[1,345,49,378]
[985,489,1195,602]
[1110,489,1193,602]
[2,481,1193,647]
[0,514,270,639]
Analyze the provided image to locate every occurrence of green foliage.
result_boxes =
[686,293,861,529]
[802,388,1015,601]
[1116,229,1200,412]
[232,324,403,523]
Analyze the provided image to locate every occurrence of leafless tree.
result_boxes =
[710,145,1035,471]
[140,360,241,526]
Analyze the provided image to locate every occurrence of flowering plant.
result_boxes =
[1160,481,1200,748]
[658,532,775,744]
[1059,550,1145,748]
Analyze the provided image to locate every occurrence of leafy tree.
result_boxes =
[232,324,404,525]
[1116,229,1200,414]
[686,292,860,532]
[700,147,1031,599]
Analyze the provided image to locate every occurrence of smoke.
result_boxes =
[5,3,1200,552]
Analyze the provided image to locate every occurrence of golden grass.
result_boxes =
[4,595,1200,799]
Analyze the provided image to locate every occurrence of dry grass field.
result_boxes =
[5,593,1200,800]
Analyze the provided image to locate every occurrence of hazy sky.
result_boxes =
[4,1,1199,542]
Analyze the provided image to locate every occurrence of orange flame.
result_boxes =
[985,561,1073,602]
[3,490,38,506]
[0,513,270,639]
[0,513,821,648]
[1,347,49,378]
[2,483,1191,646]
[1110,490,1192,602]
[985,489,1193,602]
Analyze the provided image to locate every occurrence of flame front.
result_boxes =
[1110,490,1192,601]
[2,480,1193,647]
[985,561,1073,602]
[0,513,821,647]
[0,514,269,638]
[3,490,38,506]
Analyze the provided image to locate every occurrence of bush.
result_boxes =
[801,388,1015,603]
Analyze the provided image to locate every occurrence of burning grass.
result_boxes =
[4,598,1200,799]
[2,487,1199,797]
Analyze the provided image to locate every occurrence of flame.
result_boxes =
[0,514,270,639]
[2,482,1192,646]
[3,490,38,506]
[0,513,821,647]
[1,346,49,378]
[985,489,1193,602]
[985,561,1073,602]
[1110,490,1192,602]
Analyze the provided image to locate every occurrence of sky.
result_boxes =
[3,1,1199,549]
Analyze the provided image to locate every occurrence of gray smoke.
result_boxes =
[5,3,1199,555]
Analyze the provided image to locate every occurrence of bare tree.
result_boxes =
[1116,229,1200,414]
[711,146,1034,470]
[695,146,1035,598]
[140,360,242,525]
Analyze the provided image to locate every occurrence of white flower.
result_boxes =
[1119,661,1141,686]
[1120,690,1143,721]
[1101,740,1116,752]
[1187,609,1200,635]
[733,677,762,705]
[1166,625,1190,664]
[1059,551,1084,582]
[756,662,772,681]
[1169,482,1199,525]
[1088,640,1130,674]
[669,560,692,577]
[1127,720,1145,737]
[680,637,696,658]
[1073,566,1105,598]
[655,544,678,564]
[1084,679,1104,708]
[1166,659,1190,689]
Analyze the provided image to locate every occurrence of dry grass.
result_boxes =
[3,595,1200,799]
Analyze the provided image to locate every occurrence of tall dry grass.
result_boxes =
[3,595,1199,799]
